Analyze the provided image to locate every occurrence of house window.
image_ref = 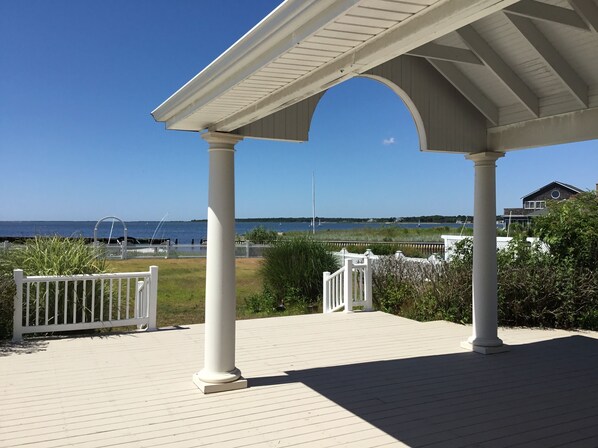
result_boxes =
[551,189,561,199]
[524,201,546,210]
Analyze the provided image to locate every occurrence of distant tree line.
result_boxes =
[192,216,499,223]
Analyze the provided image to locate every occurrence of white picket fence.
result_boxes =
[12,266,158,342]
[323,258,373,313]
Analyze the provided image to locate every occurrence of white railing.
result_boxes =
[12,266,158,342]
[323,258,372,313]
[88,242,268,259]
[441,235,548,260]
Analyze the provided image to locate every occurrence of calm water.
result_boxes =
[0,220,472,244]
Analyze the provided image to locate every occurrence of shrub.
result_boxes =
[261,238,339,307]
[244,290,277,314]
[0,237,108,339]
[533,191,598,270]
[0,275,15,340]
[372,253,471,324]
[245,226,278,244]
[373,235,598,331]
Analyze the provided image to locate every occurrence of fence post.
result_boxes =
[165,243,170,259]
[136,280,144,329]
[3,241,9,252]
[364,256,373,311]
[339,247,347,265]
[323,271,330,313]
[344,259,353,313]
[148,266,158,331]
[246,240,250,258]
[12,269,24,342]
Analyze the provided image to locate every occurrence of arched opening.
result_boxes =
[290,77,474,219]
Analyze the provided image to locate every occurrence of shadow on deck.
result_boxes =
[252,335,598,447]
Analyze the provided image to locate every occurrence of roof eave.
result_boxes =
[151,0,345,124]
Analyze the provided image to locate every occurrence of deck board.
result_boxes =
[2,312,598,447]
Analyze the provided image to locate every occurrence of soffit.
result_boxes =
[152,0,520,132]
[153,0,598,148]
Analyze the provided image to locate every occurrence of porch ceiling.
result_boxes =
[152,0,598,151]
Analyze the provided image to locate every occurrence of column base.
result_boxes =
[193,373,248,394]
[460,340,510,354]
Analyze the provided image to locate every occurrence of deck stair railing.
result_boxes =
[12,266,158,342]
[323,257,373,313]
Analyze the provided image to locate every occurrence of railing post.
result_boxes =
[165,243,171,259]
[323,271,330,313]
[136,280,144,329]
[12,269,24,342]
[344,259,353,313]
[339,247,347,265]
[364,256,373,311]
[148,266,158,331]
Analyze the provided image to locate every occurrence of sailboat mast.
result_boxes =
[312,172,316,235]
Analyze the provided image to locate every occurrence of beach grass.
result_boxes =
[286,225,473,242]
[107,258,263,327]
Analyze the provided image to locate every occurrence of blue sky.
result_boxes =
[1,0,597,221]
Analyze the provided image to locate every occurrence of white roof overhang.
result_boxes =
[152,0,598,152]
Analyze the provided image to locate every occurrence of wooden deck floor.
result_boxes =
[2,312,598,447]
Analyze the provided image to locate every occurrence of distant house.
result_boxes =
[503,181,584,226]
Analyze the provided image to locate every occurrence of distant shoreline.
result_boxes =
[192,215,473,224]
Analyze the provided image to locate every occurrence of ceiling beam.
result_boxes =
[505,14,589,108]
[427,59,499,124]
[488,107,598,151]
[406,43,483,65]
[504,0,590,31]
[457,25,539,117]
[569,0,598,32]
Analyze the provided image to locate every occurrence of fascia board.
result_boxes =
[151,0,359,124]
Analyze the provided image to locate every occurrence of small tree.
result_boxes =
[533,191,598,270]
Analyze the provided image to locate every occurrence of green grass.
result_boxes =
[108,258,264,328]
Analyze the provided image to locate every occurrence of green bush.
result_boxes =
[245,226,278,244]
[0,237,108,339]
[373,235,598,331]
[496,236,598,329]
[261,238,339,307]
[0,275,15,340]
[244,290,277,314]
[533,191,598,270]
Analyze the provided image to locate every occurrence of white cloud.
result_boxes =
[382,137,396,145]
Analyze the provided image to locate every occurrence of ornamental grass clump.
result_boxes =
[0,237,108,339]
[260,238,339,309]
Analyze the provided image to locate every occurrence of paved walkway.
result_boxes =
[1,312,597,447]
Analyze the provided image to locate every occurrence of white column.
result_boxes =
[193,132,247,393]
[462,151,509,354]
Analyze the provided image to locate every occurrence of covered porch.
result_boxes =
[2,312,598,447]
[151,0,598,393]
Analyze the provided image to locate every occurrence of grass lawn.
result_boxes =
[108,258,263,328]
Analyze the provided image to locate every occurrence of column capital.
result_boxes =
[201,131,243,149]
[466,151,505,165]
